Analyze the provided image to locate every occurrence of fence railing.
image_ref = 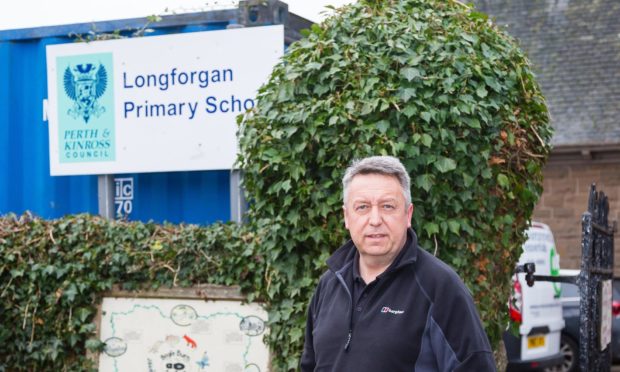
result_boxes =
[518,184,617,372]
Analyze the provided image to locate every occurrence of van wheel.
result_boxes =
[545,334,579,372]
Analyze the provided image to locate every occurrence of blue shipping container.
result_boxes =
[0,1,311,224]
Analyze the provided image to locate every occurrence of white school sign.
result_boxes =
[46,25,283,176]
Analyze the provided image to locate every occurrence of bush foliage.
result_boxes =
[0,214,271,370]
[0,0,551,370]
[238,0,551,368]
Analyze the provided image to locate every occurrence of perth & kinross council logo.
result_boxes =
[63,63,107,123]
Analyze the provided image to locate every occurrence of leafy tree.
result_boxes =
[237,0,551,368]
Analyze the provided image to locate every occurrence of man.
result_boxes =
[300,156,495,371]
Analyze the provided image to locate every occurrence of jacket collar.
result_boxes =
[327,228,419,274]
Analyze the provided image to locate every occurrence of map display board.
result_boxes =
[98,296,268,372]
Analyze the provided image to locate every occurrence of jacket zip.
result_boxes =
[335,271,354,351]
[333,259,418,352]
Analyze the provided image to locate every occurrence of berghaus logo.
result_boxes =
[381,306,404,315]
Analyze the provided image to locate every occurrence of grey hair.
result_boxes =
[342,156,412,205]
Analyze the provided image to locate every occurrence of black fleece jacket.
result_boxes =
[300,228,496,371]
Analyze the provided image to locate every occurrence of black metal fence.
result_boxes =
[519,184,617,371]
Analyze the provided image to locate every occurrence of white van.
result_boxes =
[504,222,565,371]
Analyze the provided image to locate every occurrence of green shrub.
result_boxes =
[237,0,551,369]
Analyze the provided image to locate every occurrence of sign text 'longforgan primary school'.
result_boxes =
[46,25,284,176]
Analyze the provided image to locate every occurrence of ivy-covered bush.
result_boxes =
[237,0,551,368]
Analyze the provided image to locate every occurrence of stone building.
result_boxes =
[472,0,620,271]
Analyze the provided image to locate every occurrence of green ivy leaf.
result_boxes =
[376,120,390,134]
[434,157,457,173]
[401,67,422,81]
[421,111,432,123]
[281,180,292,192]
[403,105,418,118]
[398,88,417,102]
[497,174,510,188]
[424,222,439,236]
[421,133,433,147]
[476,86,488,98]
[462,33,479,44]
[416,174,434,192]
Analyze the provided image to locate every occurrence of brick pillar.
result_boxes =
[532,162,620,274]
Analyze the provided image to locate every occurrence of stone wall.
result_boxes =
[532,161,620,273]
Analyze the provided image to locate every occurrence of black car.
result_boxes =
[551,270,620,372]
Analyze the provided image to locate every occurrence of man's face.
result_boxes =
[343,173,413,262]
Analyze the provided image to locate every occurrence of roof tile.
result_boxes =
[472,0,620,146]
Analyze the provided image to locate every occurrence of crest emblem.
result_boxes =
[63,63,107,123]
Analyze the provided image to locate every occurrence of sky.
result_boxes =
[0,0,356,31]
